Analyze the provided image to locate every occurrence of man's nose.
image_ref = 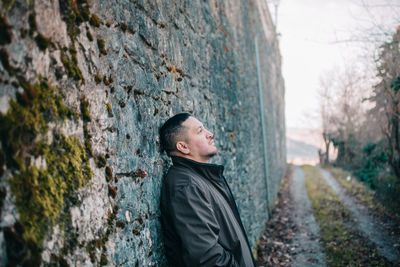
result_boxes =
[206,129,213,138]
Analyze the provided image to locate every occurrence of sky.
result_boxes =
[271,0,400,129]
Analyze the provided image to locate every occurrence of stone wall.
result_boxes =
[0,0,286,265]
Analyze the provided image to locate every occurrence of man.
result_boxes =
[159,113,256,267]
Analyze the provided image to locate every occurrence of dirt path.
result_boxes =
[289,166,326,266]
[317,167,400,265]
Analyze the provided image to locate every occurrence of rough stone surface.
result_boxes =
[0,0,285,265]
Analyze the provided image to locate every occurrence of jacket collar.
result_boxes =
[171,156,224,181]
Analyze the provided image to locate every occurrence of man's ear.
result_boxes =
[176,141,190,155]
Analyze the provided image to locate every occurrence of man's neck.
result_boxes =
[171,153,210,164]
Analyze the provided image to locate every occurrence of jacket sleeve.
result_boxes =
[170,182,240,267]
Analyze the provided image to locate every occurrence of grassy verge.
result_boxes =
[323,165,398,220]
[302,165,390,266]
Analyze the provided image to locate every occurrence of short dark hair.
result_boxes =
[159,113,191,156]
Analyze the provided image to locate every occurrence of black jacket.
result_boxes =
[160,156,256,267]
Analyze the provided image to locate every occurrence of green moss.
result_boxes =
[116,220,125,228]
[0,77,76,169]
[106,205,118,227]
[20,28,27,39]
[50,254,69,267]
[89,14,101,27]
[1,0,15,12]
[79,97,93,158]
[60,48,84,81]
[80,97,91,122]
[0,76,92,262]
[97,38,107,55]
[87,242,96,263]
[105,166,112,182]
[34,33,50,51]
[106,101,112,117]
[96,155,107,168]
[68,45,78,64]
[83,124,93,157]
[94,73,102,84]
[59,0,91,42]
[108,184,117,198]
[86,30,93,41]
[10,135,92,244]
[100,253,108,265]
[302,165,390,266]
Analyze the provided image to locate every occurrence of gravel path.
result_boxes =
[317,167,400,265]
[289,166,326,266]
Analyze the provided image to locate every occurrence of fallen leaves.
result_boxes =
[257,167,296,266]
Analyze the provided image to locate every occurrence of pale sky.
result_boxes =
[273,0,400,129]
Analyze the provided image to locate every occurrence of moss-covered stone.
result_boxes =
[89,14,101,27]
[83,124,93,157]
[59,0,91,42]
[86,30,93,41]
[0,76,92,264]
[96,155,107,168]
[108,184,117,198]
[100,253,108,265]
[0,77,76,169]
[97,38,107,55]
[60,48,84,81]
[20,28,27,39]
[87,242,96,263]
[105,166,112,182]
[10,135,92,244]
[94,73,102,84]
[80,97,91,122]
[106,101,112,117]
[1,0,15,12]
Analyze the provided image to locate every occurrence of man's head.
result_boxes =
[159,113,218,163]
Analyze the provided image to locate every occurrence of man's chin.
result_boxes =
[208,149,218,158]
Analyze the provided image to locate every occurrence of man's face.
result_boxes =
[179,116,218,163]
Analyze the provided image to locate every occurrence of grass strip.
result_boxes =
[302,165,390,267]
[323,165,396,219]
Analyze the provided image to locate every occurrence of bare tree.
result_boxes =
[317,64,371,165]
[318,71,336,164]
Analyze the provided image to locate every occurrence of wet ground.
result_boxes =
[257,165,400,266]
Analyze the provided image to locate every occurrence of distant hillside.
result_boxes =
[286,137,320,165]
